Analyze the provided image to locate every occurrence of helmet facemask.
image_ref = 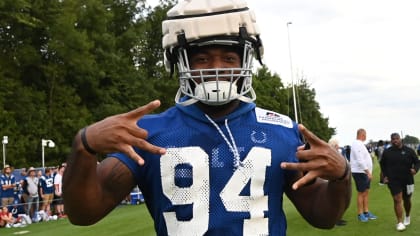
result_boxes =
[173,37,256,106]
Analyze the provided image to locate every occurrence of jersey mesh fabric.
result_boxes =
[111,102,300,236]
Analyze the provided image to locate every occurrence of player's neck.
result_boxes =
[196,100,240,119]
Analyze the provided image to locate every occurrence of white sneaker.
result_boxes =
[396,222,406,231]
[12,223,22,227]
[404,216,410,226]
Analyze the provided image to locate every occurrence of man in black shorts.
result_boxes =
[350,129,376,222]
[380,133,420,231]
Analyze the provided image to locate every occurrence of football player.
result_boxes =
[63,0,351,235]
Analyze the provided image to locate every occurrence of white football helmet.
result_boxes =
[162,0,264,106]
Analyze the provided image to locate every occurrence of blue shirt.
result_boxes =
[40,174,55,195]
[111,102,301,236]
[0,174,16,198]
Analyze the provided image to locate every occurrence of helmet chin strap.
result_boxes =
[174,89,199,106]
[237,87,256,103]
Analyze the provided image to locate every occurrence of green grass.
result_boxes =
[286,157,420,236]
[3,157,420,235]
[1,204,155,236]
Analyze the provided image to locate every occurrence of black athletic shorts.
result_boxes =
[352,172,371,192]
[388,180,412,196]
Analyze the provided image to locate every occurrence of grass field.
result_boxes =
[2,157,420,235]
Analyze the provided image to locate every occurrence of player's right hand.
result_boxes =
[82,100,166,165]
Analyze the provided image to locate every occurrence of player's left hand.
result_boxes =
[281,124,347,190]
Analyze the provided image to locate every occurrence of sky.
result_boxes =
[148,0,420,146]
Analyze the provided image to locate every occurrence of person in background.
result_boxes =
[375,140,385,185]
[380,133,420,231]
[417,144,420,156]
[328,138,350,226]
[36,170,43,179]
[0,206,6,227]
[10,198,29,225]
[62,0,351,235]
[19,168,27,178]
[384,141,391,149]
[39,167,55,218]
[22,167,39,221]
[54,165,66,218]
[343,145,351,161]
[350,128,377,222]
[17,168,28,213]
[36,169,43,213]
[1,164,17,209]
[0,205,19,228]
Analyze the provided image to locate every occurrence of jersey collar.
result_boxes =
[176,98,256,123]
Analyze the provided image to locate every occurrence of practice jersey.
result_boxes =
[40,174,55,195]
[112,102,301,236]
[0,174,16,198]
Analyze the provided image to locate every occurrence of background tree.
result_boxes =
[253,65,288,114]
[293,79,335,141]
[132,0,178,112]
[0,0,373,168]
[403,135,419,146]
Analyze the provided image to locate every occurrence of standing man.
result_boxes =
[350,128,377,222]
[1,164,17,209]
[22,167,39,221]
[63,0,351,235]
[376,140,385,185]
[39,167,55,218]
[380,133,420,231]
[54,165,66,218]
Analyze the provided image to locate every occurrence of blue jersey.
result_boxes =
[40,174,55,195]
[0,174,16,198]
[112,102,301,236]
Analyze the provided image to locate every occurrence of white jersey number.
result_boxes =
[161,147,271,236]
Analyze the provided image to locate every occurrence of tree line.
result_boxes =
[0,0,334,168]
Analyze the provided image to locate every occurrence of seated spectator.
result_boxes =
[0,206,5,228]
[0,205,17,228]
[10,199,24,218]
[10,198,31,225]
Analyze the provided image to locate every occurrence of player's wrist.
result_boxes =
[73,127,97,156]
[330,160,350,182]
[80,127,97,156]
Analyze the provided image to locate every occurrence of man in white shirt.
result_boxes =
[350,128,377,222]
[54,165,66,218]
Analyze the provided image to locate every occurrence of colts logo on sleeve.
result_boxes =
[255,107,293,128]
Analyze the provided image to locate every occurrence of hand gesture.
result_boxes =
[281,124,347,189]
[83,100,166,165]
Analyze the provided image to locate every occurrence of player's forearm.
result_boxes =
[286,174,351,229]
[63,129,104,225]
[327,168,352,211]
[306,169,351,229]
[2,184,14,190]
